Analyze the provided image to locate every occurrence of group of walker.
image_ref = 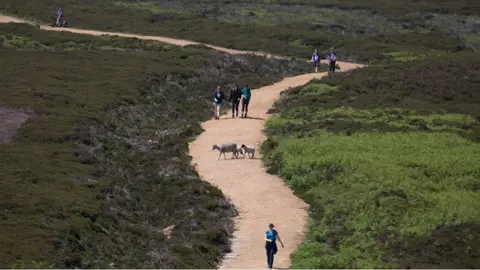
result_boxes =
[211,48,337,120]
[212,84,251,120]
[312,47,337,73]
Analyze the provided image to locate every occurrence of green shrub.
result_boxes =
[262,52,480,268]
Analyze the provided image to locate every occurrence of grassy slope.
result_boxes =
[261,51,480,268]
[0,23,312,268]
[1,0,478,62]
[1,0,479,268]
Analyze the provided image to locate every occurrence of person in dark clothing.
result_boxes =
[328,47,337,73]
[241,85,251,118]
[212,86,225,120]
[229,84,242,118]
[265,223,284,270]
[311,49,321,73]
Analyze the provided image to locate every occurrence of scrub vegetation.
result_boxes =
[262,51,480,268]
[1,0,479,268]
[1,0,478,62]
[0,23,309,268]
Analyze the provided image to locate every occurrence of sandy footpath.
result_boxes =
[0,13,365,268]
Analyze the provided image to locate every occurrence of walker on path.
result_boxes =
[51,7,68,27]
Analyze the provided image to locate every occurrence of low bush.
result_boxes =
[262,52,480,268]
[0,24,309,268]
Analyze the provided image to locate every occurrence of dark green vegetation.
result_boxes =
[262,50,480,268]
[1,0,479,62]
[0,23,310,268]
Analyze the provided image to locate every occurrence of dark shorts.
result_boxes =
[242,99,250,105]
[313,61,320,67]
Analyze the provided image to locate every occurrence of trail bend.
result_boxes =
[2,13,361,66]
[0,13,366,268]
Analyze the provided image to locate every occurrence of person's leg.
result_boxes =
[265,243,273,269]
[231,102,235,118]
[241,102,246,118]
[270,243,277,268]
[244,102,249,118]
[268,248,275,269]
[235,101,240,117]
[333,60,336,72]
[265,248,270,268]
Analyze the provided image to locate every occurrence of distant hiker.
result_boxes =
[241,85,251,118]
[212,86,225,120]
[311,49,321,72]
[328,48,337,73]
[56,7,63,27]
[229,84,242,118]
[265,223,284,270]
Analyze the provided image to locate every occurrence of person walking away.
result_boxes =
[311,49,321,72]
[241,85,251,118]
[56,7,63,27]
[229,84,242,118]
[328,48,337,73]
[212,86,225,120]
[265,223,284,270]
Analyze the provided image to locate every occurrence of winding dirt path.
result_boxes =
[0,13,365,268]
[189,66,362,269]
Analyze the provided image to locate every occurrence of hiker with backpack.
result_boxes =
[240,85,251,118]
[212,86,225,120]
[311,49,320,73]
[229,84,242,118]
[328,48,337,73]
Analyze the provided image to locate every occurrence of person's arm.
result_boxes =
[276,232,284,247]
[265,230,272,242]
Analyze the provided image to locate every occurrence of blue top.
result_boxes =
[265,229,278,243]
[328,51,336,61]
[241,88,251,102]
[312,52,320,62]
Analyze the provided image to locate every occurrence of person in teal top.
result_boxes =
[241,85,251,118]
[265,223,284,269]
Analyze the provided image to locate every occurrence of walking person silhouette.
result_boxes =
[241,84,251,118]
[229,84,242,118]
[265,223,284,270]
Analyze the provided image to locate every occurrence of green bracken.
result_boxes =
[262,51,480,268]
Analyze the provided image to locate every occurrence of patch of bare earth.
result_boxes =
[0,105,31,144]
